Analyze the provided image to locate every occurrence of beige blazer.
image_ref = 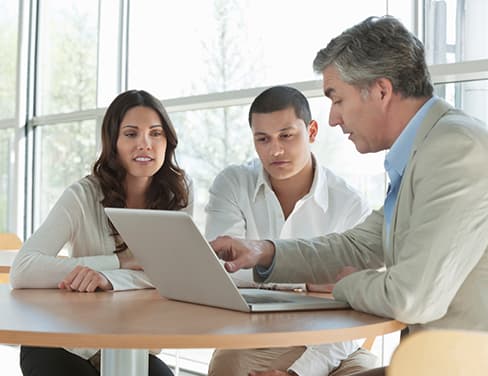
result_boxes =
[261,99,488,332]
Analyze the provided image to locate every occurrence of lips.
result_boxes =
[270,160,290,166]
[134,156,153,162]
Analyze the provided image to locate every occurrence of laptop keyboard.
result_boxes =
[241,293,291,304]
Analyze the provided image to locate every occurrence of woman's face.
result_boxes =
[116,106,167,185]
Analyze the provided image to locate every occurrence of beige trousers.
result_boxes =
[208,347,377,376]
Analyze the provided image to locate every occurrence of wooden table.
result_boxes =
[0,250,18,273]
[0,285,405,375]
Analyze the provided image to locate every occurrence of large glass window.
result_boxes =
[34,121,97,226]
[173,105,255,229]
[0,128,15,232]
[434,79,488,125]
[0,0,19,119]
[36,0,99,115]
[309,97,386,209]
[128,0,387,99]
[425,0,488,65]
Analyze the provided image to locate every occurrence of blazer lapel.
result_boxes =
[388,99,453,259]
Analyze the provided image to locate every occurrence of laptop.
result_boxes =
[105,207,350,312]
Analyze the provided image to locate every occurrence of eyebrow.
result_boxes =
[121,124,163,129]
[253,126,295,136]
[324,88,335,98]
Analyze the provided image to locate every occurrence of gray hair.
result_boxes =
[313,16,433,98]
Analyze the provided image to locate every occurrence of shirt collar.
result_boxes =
[253,163,272,201]
[384,96,438,183]
[253,155,329,212]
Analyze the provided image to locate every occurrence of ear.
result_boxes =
[308,120,318,143]
[374,78,394,108]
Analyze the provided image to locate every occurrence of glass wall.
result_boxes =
[0,128,15,232]
[36,0,98,115]
[128,0,388,99]
[34,120,97,225]
[0,0,19,119]
[0,0,19,234]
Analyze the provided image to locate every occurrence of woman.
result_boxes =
[11,89,192,376]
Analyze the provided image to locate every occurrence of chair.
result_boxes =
[387,329,488,376]
[0,232,22,284]
[0,233,22,250]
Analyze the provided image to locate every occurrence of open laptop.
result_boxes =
[105,207,350,312]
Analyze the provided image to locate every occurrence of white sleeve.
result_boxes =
[205,169,256,286]
[182,176,195,216]
[342,197,372,230]
[289,341,358,376]
[10,186,119,289]
[204,170,246,240]
[102,270,154,291]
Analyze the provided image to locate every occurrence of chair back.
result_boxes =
[0,233,22,284]
[0,233,22,250]
[387,329,488,376]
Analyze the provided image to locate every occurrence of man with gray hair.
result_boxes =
[211,16,488,376]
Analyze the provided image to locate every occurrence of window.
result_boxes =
[36,0,98,115]
[128,0,388,99]
[425,0,488,65]
[34,121,97,226]
[0,0,18,119]
[0,128,15,232]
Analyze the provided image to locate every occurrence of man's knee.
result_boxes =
[330,348,378,376]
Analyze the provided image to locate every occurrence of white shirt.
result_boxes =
[205,157,371,376]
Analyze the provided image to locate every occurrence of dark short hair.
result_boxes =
[313,16,433,98]
[248,86,312,127]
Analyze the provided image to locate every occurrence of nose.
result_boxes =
[269,139,284,157]
[328,107,342,128]
[137,134,152,150]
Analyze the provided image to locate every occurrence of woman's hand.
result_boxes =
[58,265,113,292]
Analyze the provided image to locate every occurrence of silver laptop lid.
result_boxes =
[105,208,250,311]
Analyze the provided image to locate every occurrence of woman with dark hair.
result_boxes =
[11,89,191,376]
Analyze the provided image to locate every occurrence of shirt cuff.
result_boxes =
[255,252,276,280]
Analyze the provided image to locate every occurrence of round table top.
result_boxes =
[0,285,405,349]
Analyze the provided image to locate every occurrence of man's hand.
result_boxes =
[117,250,143,270]
[58,265,113,292]
[306,283,334,293]
[210,236,275,273]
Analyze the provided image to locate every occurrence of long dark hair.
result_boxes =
[93,90,189,250]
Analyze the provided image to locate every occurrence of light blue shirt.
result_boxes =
[384,96,438,241]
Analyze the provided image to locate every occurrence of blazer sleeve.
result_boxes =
[257,209,385,284]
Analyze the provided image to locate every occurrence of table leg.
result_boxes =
[101,349,148,376]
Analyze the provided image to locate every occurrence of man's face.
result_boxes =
[323,65,389,153]
[251,107,317,183]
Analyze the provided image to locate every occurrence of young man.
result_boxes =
[210,17,488,376]
[205,86,376,376]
